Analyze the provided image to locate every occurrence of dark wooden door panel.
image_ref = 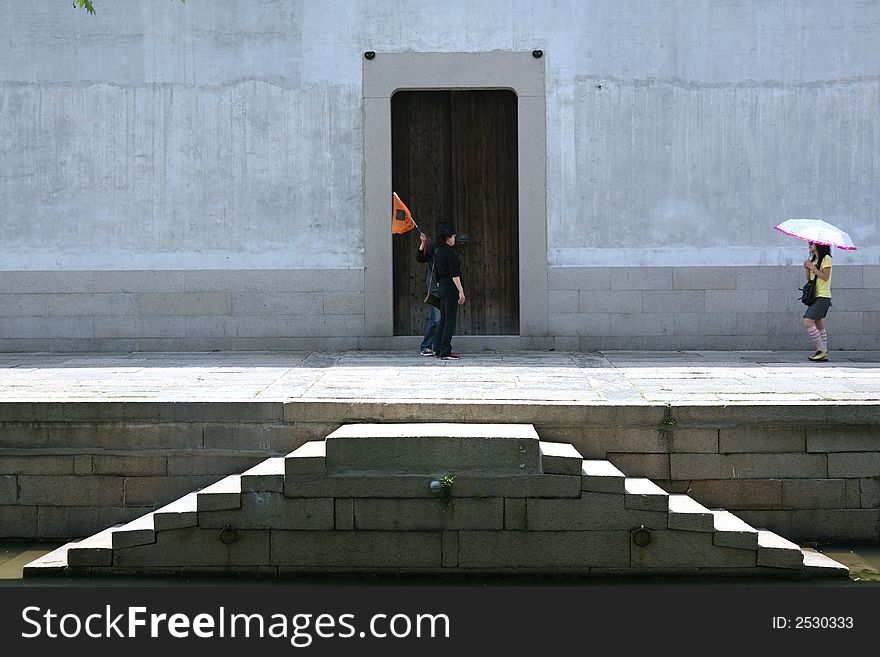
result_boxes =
[391,91,452,337]
[392,90,518,336]
[450,91,519,335]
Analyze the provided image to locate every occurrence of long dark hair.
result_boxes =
[812,242,832,267]
[435,222,456,247]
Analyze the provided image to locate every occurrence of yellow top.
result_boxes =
[810,255,832,298]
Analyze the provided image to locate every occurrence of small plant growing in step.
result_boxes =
[660,404,676,426]
[439,474,456,509]
[658,404,676,442]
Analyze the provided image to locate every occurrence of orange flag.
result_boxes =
[392,192,416,235]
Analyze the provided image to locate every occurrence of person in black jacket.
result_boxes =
[416,231,440,356]
[432,222,466,360]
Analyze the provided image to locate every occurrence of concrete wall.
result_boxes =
[1,1,362,270]
[1,402,877,542]
[1,1,878,349]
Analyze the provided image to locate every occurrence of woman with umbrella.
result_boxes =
[802,242,833,361]
[775,219,857,362]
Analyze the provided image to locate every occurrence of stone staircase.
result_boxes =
[24,423,848,578]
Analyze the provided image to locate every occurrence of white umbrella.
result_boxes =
[774,219,857,250]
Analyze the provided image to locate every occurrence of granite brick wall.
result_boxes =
[0,402,877,542]
[548,265,880,351]
[0,269,365,352]
[1,265,876,351]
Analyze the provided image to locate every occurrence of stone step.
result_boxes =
[66,525,119,567]
[708,509,759,549]
[539,441,583,475]
[667,494,715,532]
[801,549,850,577]
[153,491,199,531]
[199,493,334,531]
[196,474,241,512]
[284,472,582,499]
[285,441,326,477]
[20,423,849,579]
[757,529,805,569]
[323,423,542,474]
[624,478,669,512]
[580,460,626,494]
[242,456,285,492]
[111,513,156,550]
[22,541,78,576]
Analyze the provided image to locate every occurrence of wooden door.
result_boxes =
[391,90,519,336]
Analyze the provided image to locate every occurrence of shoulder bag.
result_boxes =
[424,260,441,308]
[800,277,817,306]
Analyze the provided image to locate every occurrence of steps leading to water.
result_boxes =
[24,423,848,578]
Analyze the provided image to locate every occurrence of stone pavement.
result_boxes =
[1,350,879,404]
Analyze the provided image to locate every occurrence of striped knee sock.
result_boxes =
[819,329,828,351]
[806,326,823,351]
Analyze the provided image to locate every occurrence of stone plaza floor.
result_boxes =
[0,349,878,404]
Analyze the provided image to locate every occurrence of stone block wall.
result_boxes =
[0,269,365,352]
[0,402,877,542]
[539,405,880,543]
[0,401,335,538]
[2,265,879,351]
[548,265,880,350]
[31,425,844,578]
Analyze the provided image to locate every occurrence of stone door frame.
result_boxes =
[362,51,547,337]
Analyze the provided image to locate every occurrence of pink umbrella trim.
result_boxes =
[773,225,857,250]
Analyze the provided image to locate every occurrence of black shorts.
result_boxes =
[803,297,831,320]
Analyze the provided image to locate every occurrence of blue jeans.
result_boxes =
[420,305,440,351]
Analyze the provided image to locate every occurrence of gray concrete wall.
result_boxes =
[1,1,878,348]
[1,1,362,270]
[545,0,880,267]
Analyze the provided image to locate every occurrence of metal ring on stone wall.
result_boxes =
[219,524,238,545]
[632,525,652,547]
